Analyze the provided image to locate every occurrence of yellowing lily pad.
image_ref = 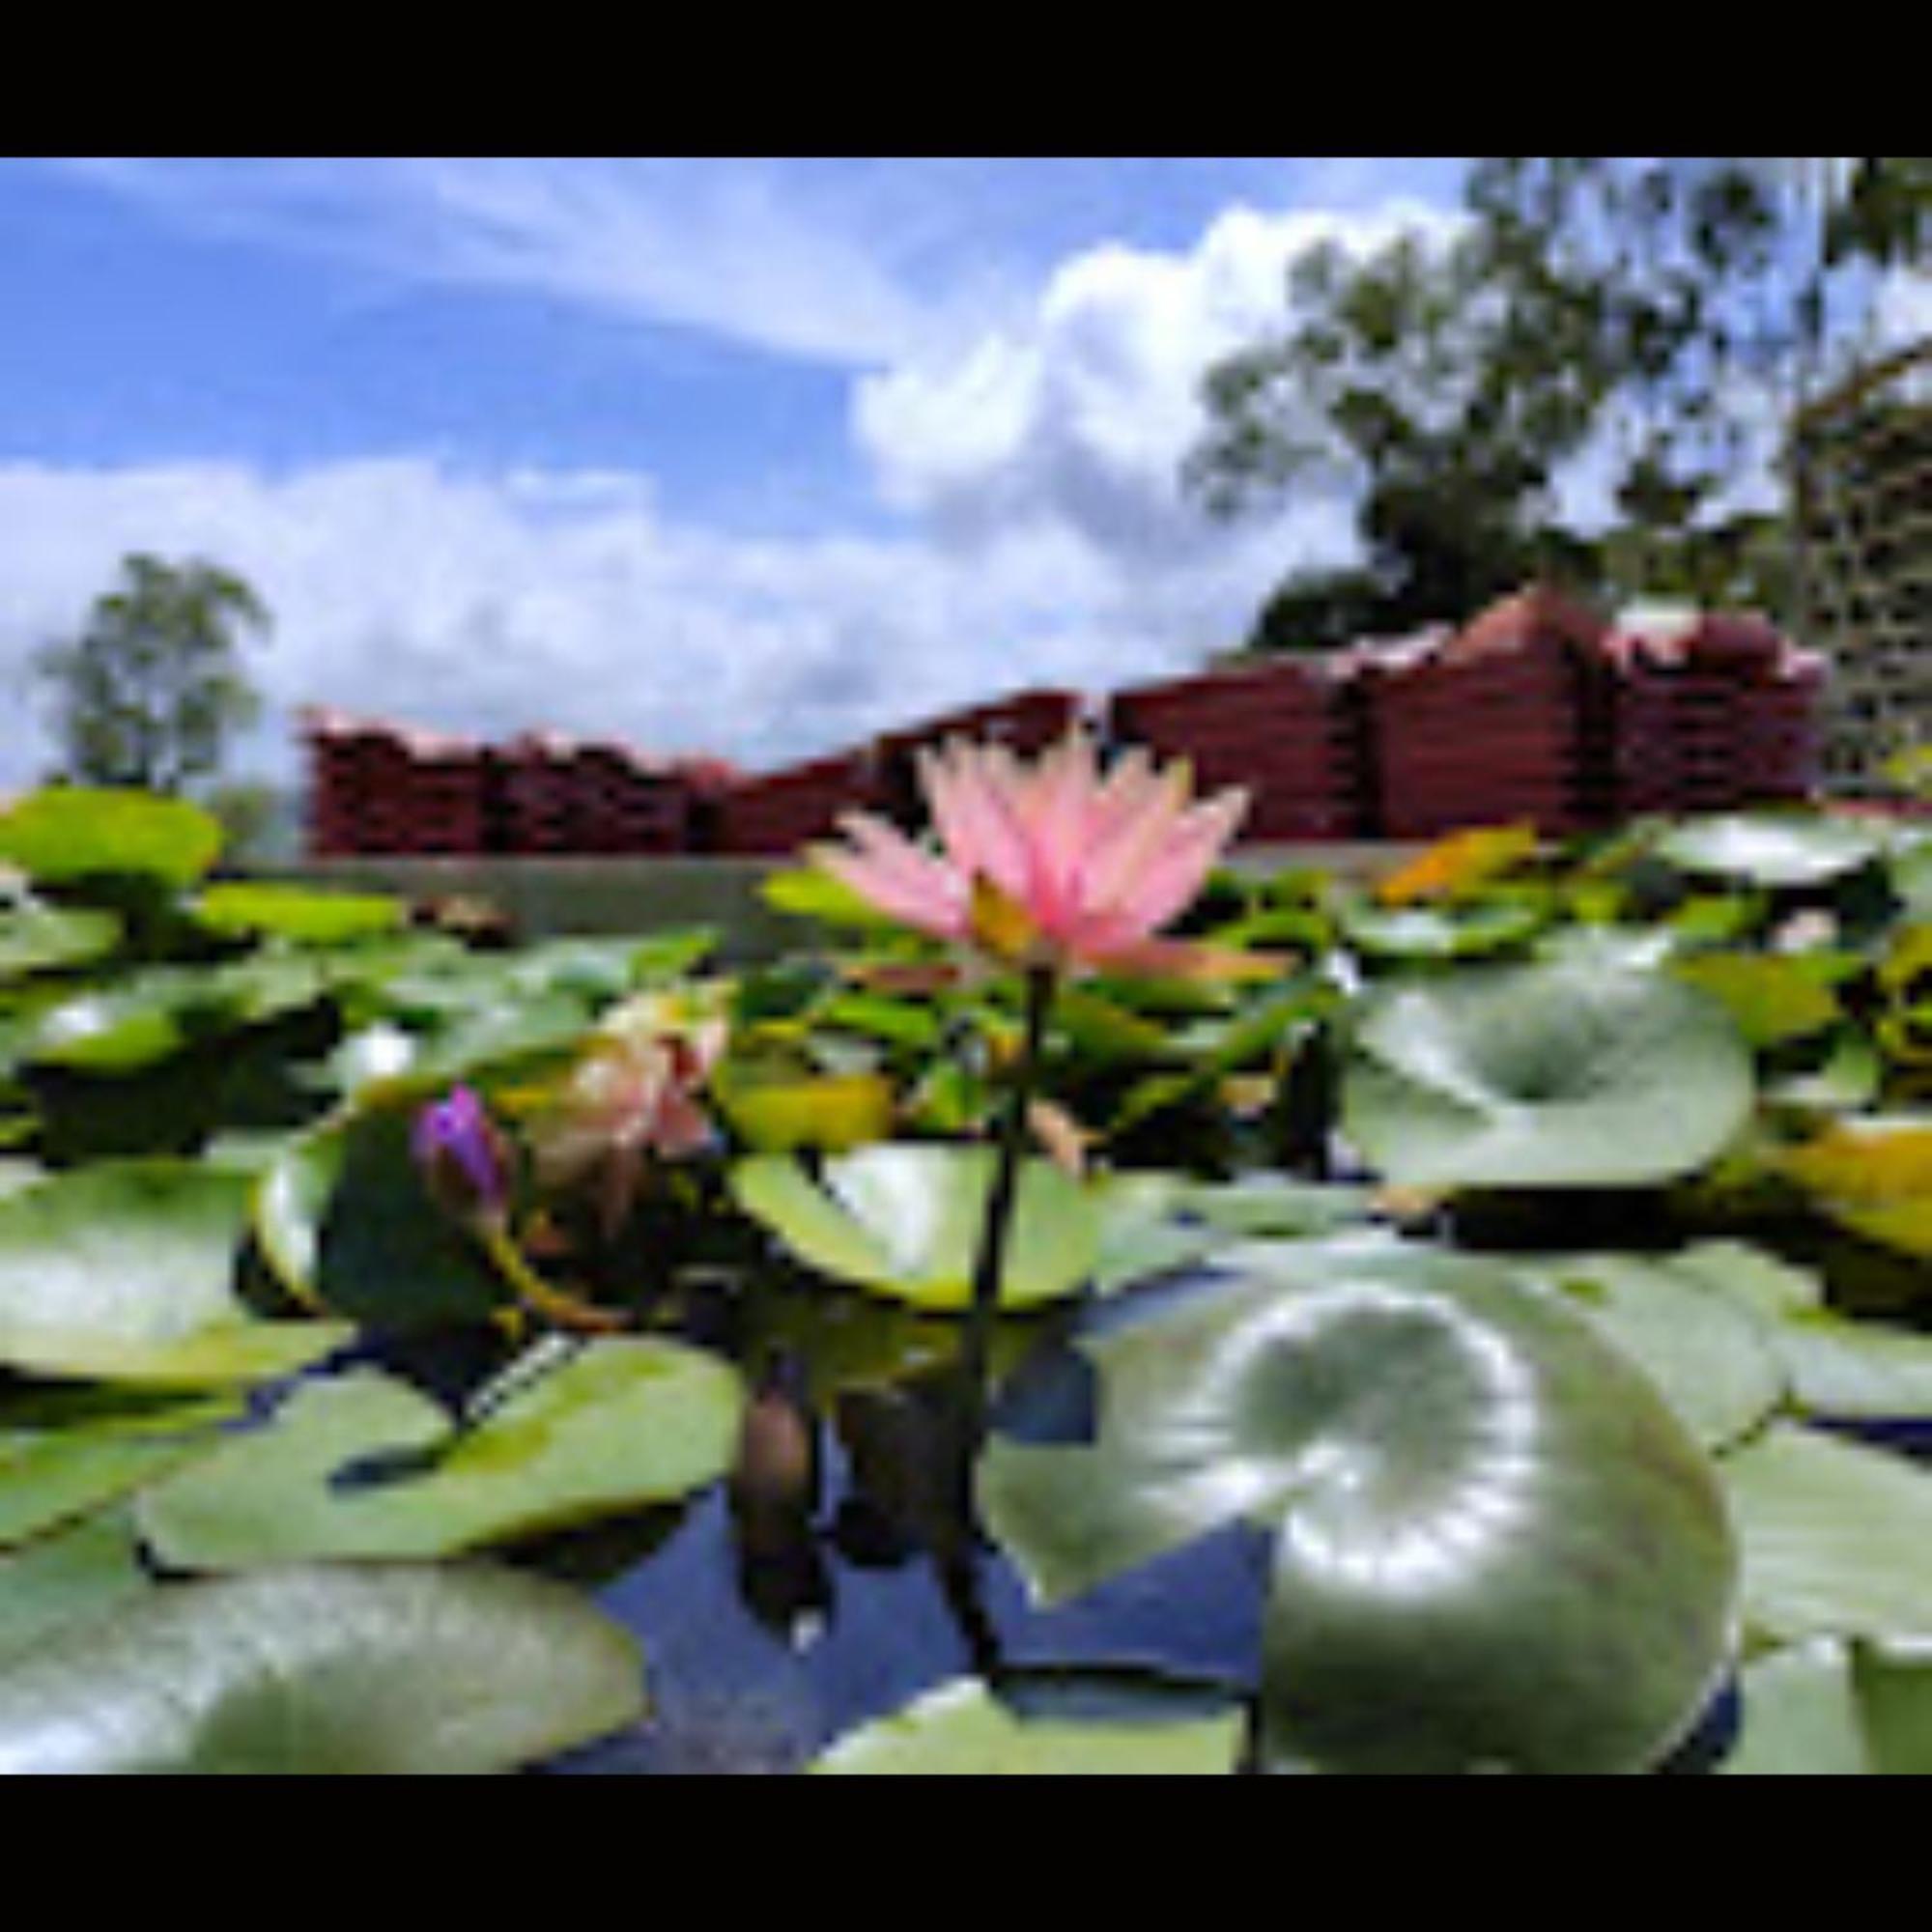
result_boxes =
[0,786,223,890]
[1375,824,1541,906]
[191,881,405,945]
[810,1675,1243,1775]
[712,1064,895,1153]
[1778,1115,1932,1258]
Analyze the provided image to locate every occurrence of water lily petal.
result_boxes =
[1100,788,1249,940]
[1074,757,1199,923]
[920,743,1034,905]
[810,816,967,939]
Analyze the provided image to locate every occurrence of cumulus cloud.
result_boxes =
[852,199,1461,562]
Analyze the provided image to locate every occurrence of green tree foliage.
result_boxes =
[35,554,270,796]
[1186,157,1932,654]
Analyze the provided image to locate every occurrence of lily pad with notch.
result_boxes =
[978,1234,1737,1774]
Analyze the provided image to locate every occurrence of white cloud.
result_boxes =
[0,173,1471,807]
[852,198,1461,564]
[47,157,1010,371]
[0,454,1255,797]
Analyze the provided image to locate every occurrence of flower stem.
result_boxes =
[477,1220,630,1334]
[957,961,1058,1422]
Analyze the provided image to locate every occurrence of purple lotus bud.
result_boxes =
[412,1085,511,1223]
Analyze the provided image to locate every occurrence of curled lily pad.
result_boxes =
[1654,812,1889,890]
[0,1560,644,1773]
[728,1142,1100,1313]
[1340,959,1754,1188]
[979,1236,1736,1774]
[0,1160,349,1386]
[135,1337,746,1567]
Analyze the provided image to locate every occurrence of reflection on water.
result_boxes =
[538,1386,1272,1775]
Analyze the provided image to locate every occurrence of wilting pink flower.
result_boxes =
[810,733,1254,979]
[530,988,728,1234]
[413,1084,513,1223]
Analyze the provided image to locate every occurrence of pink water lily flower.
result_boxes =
[810,732,1256,979]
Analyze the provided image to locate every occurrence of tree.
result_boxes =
[36,554,269,795]
[1186,157,1932,654]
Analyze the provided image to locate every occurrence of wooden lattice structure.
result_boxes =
[1789,336,1932,790]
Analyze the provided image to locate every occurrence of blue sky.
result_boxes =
[0,156,1485,791]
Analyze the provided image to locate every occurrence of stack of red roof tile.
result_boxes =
[1605,611,1825,814]
[300,709,494,856]
[565,739,696,855]
[708,749,881,857]
[1357,587,1617,839]
[872,687,1086,826]
[495,731,588,856]
[1104,655,1367,842]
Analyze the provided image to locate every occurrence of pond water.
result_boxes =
[539,1426,1273,1775]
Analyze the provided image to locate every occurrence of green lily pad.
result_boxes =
[1541,1237,1932,1429]
[0,786,223,890]
[0,1508,156,1662]
[191,881,405,946]
[0,1560,644,1772]
[1654,812,1889,890]
[1890,836,1932,919]
[979,1236,1736,1774]
[1723,1635,1932,1776]
[0,1160,349,1385]
[1722,1638,1870,1774]
[251,1096,509,1328]
[135,1336,746,1567]
[1335,892,1548,962]
[1535,1250,1786,1450]
[1665,1239,1932,1420]
[0,1386,241,1546]
[1721,1423,1932,1645]
[19,953,329,1079]
[809,1675,1244,1775]
[728,1142,1101,1313]
[0,904,123,983]
[1340,959,1754,1188]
